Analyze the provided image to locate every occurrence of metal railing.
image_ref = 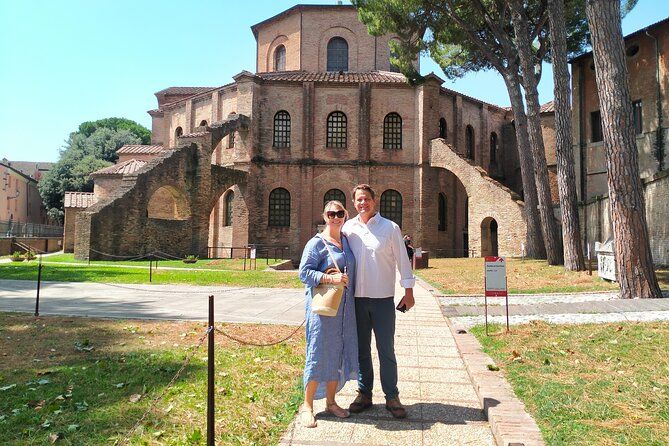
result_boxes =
[1,220,63,238]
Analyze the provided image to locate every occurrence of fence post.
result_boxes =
[149,257,153,283]
[207,295,215,446]
[35,254,42,316]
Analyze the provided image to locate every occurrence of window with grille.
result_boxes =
[591,111,603,142]
[439,118,447,139]
[438,193,446,232]
[224,191,234,226]
[273,111,291,148]
[632,100,643,135]
[380,189,402,228]
[490,132,498,164]
[274,45,286,71]
[327,37,348,72]
[466,125,475,160]
[324,189,346,209]
[268,188,290,227]
[327,111,347,148]
[383,113,402,150]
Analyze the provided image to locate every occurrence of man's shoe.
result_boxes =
[385,397,407,419]
[348,391,373,413]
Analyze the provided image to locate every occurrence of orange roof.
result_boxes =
[257,70,408,84]
[64,192,97,208]
[91,159,148,176]
[116,144,164,155]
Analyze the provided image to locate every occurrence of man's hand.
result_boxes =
[399,288,415,311]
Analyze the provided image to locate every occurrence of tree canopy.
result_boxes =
[39,119,150,222]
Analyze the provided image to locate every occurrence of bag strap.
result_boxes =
[318,234,342,274]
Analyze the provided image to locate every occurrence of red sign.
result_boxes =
[484,256,507,297]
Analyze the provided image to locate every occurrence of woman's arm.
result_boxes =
[298,239,326,287]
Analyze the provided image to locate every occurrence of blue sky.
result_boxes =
[1,0,668,162]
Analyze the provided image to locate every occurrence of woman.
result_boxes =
[298,200,358,428]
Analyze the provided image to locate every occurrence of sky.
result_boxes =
[1,0,668,163]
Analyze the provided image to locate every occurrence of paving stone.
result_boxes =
[349,419,423,446]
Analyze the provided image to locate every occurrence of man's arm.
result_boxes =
[390,225,416,310]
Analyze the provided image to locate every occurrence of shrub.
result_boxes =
[10,251,25,262]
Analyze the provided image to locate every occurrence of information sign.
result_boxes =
[484,256,507,297]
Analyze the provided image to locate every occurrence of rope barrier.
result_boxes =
[115,326,212,446]
[99,282,248,295]
[214,319,305,347]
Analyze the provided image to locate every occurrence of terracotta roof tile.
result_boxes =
[91,159,148,176]
[257,71,408,84]
[116,144,165,155]
[155,87,217,96]
[179,131,209,138]
[64,192,97,208]
[540,101,555,113]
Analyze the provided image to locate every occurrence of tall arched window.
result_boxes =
[438,193,447,232]
[439,118,447,139]
[274,45,286,71]
[465,125,475,160]
[327,37,348,72]
[327,111,347,148]
[324,189,346,208]
[224,191,234,226]
[273,111,291,148]
[490,132,498,164]
[228,132,235,149]
[380,189,403,228]
[268,188,290,227]
[383,112,402,150]
[174,126,183,141]
[199,120,208,127]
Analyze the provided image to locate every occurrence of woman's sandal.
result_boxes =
[325,401,350,418]
[299,405,317,428]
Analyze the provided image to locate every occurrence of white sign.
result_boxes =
[414,247,422,258]
[484,256,507,297]
[250,248,257,259]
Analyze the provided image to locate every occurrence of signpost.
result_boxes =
[484,256,509,335]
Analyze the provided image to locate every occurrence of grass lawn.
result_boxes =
[417,258,643,294]
[472,321,669,445]
[41,253,285,271]
[0,313,306,445]
[0,262,302,288]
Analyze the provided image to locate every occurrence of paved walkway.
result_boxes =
[0,279,305,324]
[279,281,498,446]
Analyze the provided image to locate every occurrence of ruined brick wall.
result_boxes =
[63,207,81,253]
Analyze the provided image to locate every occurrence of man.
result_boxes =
[342,184,415,419]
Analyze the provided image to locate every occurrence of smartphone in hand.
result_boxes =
[396,302,407,313]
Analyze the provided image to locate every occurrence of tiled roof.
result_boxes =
[3,160,54,179]
[155,87,217,96]
[257,71,409,84]
[116,144,164,155]
[91,159,148,176]
[540,101,555,113]
[64,192,97,208]
[179,131,209,138]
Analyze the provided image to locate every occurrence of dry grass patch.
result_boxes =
[0,313,305,445]
[472,321,669,445]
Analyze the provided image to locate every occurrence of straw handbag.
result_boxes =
[311,237,345,317]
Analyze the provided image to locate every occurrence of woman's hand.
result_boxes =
[326,273,349,286]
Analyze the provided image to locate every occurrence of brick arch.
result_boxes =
[312,168,356,225]
[480,216,499,257]
[430,138,526,257]
[147,184,191,221]
[266,35,289,72]
[208,183,249,258]
[318,26,358,72]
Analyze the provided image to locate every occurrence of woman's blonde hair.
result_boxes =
[323,200,349,219]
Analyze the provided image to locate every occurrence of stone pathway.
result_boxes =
[279,281,500,446]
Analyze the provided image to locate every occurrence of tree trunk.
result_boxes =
[585,0,662,298]
[502,72,547,259]
[548,0,586,271]
[509,0,564,265]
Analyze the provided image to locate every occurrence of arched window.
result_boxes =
[224,191,234,226]
[274,45,286,71]
[175,126,183,140]
[327,111,347,148]
[273,111,291,148]
[380,189,402,228]
[327,37,348,72]
[438,193,446,232]
[228,132,235,149]
[490,132,498,164]
[464,196,469,228]
[383,112,402,150]
[199,120,208,127]
[389,42,400,73]
[439,118,447,139]
[268,188,290,227]
[324,189,346,209]
[465,125,475,160]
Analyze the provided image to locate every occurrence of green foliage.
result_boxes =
[38,119,149,222]
[78,117,151,144]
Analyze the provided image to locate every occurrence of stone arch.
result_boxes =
[208,183,248,258]
[147,185,190,220]
[480,217,499,257]
[318,26,358,72]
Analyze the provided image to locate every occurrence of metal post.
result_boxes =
[35,254,42,317]
[207,295,215,446]
[149,257,153,283]
[505,275,510,333]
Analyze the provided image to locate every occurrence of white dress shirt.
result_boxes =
[342,212,415,298]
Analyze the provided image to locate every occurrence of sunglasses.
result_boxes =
[326,210,346,219]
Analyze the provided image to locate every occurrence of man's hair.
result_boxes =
[351,183,376,200]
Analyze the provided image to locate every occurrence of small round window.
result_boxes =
[626,44,640,58]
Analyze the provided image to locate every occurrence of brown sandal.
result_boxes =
[325,401,350,418]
